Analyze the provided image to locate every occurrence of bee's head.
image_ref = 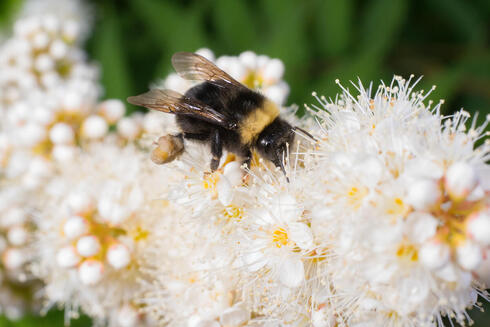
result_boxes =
[256,119,295,177]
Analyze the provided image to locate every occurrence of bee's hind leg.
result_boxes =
[210,129,223,171]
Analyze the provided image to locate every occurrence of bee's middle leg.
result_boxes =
[182,132,208,141]
[210,129,223,171]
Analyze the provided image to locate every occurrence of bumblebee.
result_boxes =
[128,52,313,177]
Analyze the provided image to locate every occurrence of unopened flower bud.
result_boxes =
[67,192,94,214]
[3,248,25,270]
[117,117,141,140]
[22,123,46,147]
[49,39,68,59]
[475,248,490,286]
[52,145,76,162]
[406,179,442,210]
[419,241,450,270]
[50,123,75,145]
[34,54,54,72]
[76,235,101,257]
[81,115,108,139]
[97,99,125,124]
[62,20,79,42]
[116,305,139,327]
[107,243,131,269]
[78,260,104,285]
[467,211,490,245]
[456,241,482,270]
[32,31,50,49]
[7,226,28,246]
[445,162,478,200]
[63,216,89,240]
[56,246,81,268]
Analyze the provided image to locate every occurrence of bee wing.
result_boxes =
[127,89,237,129]
[172,52,245,88]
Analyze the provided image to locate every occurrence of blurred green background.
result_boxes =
[84,0,490,121]
[1,0,489,325]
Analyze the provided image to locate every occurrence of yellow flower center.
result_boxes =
[396,243,418,262]
[347,186,369,209]
[272,228,290,248]
[242,71,263,89]
[202,172,221,198]
[386,197,410,217]
[223,205,244,221]
[132,226,149,242]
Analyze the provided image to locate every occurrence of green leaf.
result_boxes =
[91,10,133,103]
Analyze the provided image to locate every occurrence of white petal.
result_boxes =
[406,212,438,243]
[404,158,444,180]
[435,263,458,282]
[278,257,304,288]
[223,161,243,186]
[273,193,301,223]
[243,251,267,272]
[253,208,275,226]
[357,156,383,186]
[217,178,233,206]
[219,305,250,327]
[288,222,314,250]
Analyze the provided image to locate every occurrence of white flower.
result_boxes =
[239,193,313,289]
[161,49,290,105]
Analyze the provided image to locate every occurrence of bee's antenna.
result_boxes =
[292,126,317,142]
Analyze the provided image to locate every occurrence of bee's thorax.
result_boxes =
[238,99,280,144]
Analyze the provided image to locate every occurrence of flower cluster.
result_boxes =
[0,0,167,321]
[139,77,489,327]
[34,141,176,326]
[162,48,290,105]
[301,77,490,326]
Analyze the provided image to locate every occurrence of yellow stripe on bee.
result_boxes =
[239,100,279,144]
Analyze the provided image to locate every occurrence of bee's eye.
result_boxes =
[260,138,272,148]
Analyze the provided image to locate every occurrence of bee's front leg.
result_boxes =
[210,129,223,171]
[241,149,252,170]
